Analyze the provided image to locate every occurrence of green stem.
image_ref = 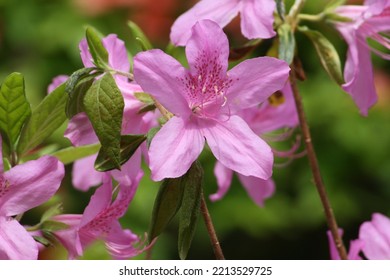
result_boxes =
[298,13,325,22]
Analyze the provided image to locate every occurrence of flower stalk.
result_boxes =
[289,62,348,260]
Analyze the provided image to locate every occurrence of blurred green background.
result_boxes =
[1,0,390,260]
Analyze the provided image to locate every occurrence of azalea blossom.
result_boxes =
[134,20,290,181]
[211,83,299,206]
[0,148,64,260]
[359,212,390,259]
[333,0,390,115]
[53,173,144,259]
[60,34,156,191]
[170,0,276,46]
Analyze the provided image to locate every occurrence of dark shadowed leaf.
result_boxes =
[83,73,124,170]
[94,134,146,172]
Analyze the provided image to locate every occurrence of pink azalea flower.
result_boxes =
[134,20,290,181]
[0,149,65,259]
[170,0,276,46]
[333,0,390,115]
[61,34,156,191]
[359,212,390,259]
[211,82,299,206]
[53,173,144,259]
[327,229,363,260]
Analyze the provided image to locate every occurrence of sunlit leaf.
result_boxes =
[51,143,100,165]
[278,23,295,65]
[85,26,109,68]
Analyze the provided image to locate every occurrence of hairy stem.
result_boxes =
[200,193,225,260]
[290,66,348,260]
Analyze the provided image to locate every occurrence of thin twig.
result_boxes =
[290,65,348,260]
[200,193,225,260]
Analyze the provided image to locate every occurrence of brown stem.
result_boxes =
[290,65,348,260]
[200,193,225,260]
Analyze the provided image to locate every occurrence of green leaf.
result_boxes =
[83,73,124,170]
[128,21,153,51]
[17,83,67,156]
[325,13,353,23]
[178,161,203,260]
[325,0,346,11]
[66,76,94,118]
[65,67,98,95]
[51,143,101,165]
[40,203,63,223]
[276,0,285,21]
[134,92,153,104]
[146,127,160,148]
[94,134,146,172]
[149,177,185,243]
[138,103,156,114]
[33,236,51,247]
[277,23,295,65]
[0,72,31,153]
[85,26,109,68]
[41,220,69,231]
[299,26,344,85]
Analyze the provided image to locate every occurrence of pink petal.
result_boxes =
[348,239,364,260]
[185,20,229,75]
[102,34,130,76]
[133,50,191,117]
[210,161,233,202]
[64,113,98,146]
[0,136,3,172]
[237,174,275,207]
[80,174,113,228]
[227,57,290,111]
[47,75,68,94]
[342,36,377,116]
[327,229,344,260]
[52,214,83,259]
[200,115,273,179]
[0,218,38,260]
[169,0,240,46]
[240,0,276,39]
[1,156,64,216]
[149,116,205,181]
[359,213,390,259]
[244,82,298,134]
[72,155,103,191]
[79,38,94,68]
[105,221,140,259]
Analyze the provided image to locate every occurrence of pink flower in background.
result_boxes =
[60,34,156,191]
[333,0,390,115]
[170,0,276,46]
[53,174,144,259]
[0,151,64,260]
[359,212,390,259]
[134,20,290,181]
[327,229,363,260]
[210,82,299,207]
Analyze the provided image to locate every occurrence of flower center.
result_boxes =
[181,51,233,114]
[0,175,10,200]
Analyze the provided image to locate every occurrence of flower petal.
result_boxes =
[105,221,140,259]
[170,0,240,46]
[342,35,377,116]
[1,156,64,216]
[200,115,273,179]
[133,50,191,117]
[0,218,38,260]
[149,116,205,181]
[210,161,233,202]
[103,34,130,75]
[240,0,276,39]
[227,57,290,111]
[359,213,390,259]
[72,155,103,191]
[237,174,275,207]
[185,19,229,75]
[327,229,344,260]
[64,113,98,147]
[79,174,113,228]
[47,75,68,94]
